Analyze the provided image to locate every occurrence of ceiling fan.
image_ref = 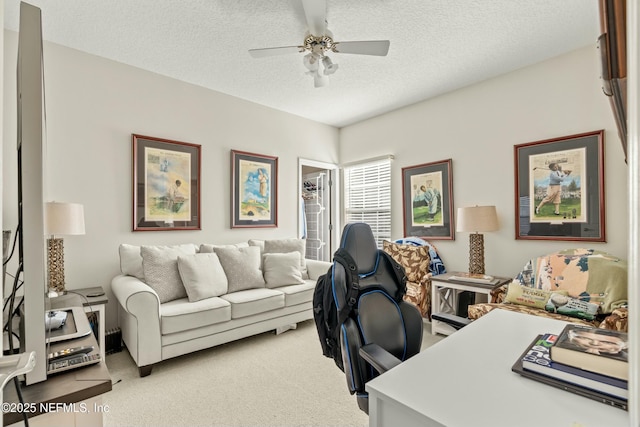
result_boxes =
[248,0,390,88]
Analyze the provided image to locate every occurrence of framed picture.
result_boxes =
[402,159,454,240]
[514,130,605,241]
[231,150,278,228]
[132,134,201,231]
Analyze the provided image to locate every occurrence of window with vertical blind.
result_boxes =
[343,157,392,247]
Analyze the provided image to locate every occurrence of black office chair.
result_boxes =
[333,223,423,413]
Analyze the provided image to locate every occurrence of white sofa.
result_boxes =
[111,239,329,376]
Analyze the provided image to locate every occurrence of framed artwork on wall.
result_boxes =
[514,130,605,241]
[231,150,278,228]
[402,158,454,240]
[132,134,201,231]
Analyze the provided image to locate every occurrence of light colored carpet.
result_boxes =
[102,319,444,427]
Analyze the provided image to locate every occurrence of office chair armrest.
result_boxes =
[359,343,402,374]
[431,312,472,330]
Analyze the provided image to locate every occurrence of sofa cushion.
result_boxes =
[141,245,198,303]
[220,288,285,319]
[262,252,305,288]
[512,249,627,314]
[247,239,265,252]
[177,253,228,302]
[199,242,249,253]
[160,297,231,335]
[120,243,198,281]
[214,246,265,292]
[274,280,316,306]
[119,244,146,280]
[263,238,308,278]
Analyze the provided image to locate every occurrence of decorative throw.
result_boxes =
[512,248,627,314]
[393,237,446,275]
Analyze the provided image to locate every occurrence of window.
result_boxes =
[343,157,392,247]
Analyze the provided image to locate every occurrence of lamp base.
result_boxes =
[468,233,485,275]
[47,237,66,293]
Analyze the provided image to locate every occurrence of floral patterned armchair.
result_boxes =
[382,238,446,319]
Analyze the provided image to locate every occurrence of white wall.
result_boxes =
[340,45,627,277]
[2,31,340,328]
[2,33,629,330]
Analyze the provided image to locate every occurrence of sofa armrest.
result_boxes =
[490,283,509,303]
[306,259,332,281]
[111,274,162,367]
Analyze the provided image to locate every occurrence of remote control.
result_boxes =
[48,345,94,361]
[47,353,101,375]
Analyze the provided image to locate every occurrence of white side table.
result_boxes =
[431,272,510,336]
[52,287,108,361]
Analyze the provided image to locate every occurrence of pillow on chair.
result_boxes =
[512,249,627,314]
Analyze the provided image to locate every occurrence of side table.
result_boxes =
[50,287,108,361]
[431,272,510,336]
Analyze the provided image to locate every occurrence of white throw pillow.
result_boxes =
[199,242,249,253]
[177,253,229,302]
[120,243,199,281]
[140,245,197,303]
[264,238,308,278]
[262,252,305,288]
[119,244,145,279]
[214,246,265,293]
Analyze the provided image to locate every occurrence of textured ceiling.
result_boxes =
[4,0,600,128]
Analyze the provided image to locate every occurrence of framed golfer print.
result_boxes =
[514,130,605,241]
[402,158,454,240]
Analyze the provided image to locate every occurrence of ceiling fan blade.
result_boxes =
[301,0,327,36]
[249,46,301,58]
[333,40,390,56]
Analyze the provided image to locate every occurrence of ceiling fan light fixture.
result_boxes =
[313,70,328,88]
[322,55,338,75]
[303,52,320,72]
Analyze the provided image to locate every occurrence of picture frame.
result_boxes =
[402,159,454,240]
[132,134,201,231]
[231,150,278,228]
[514,130,605,241]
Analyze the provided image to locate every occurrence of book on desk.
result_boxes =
[512,334,627,410]
[550,324,628,381]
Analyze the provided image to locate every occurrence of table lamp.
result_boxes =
[456,205,498,275]
[45,202,85,295]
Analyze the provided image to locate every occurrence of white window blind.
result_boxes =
[343,157,391,247]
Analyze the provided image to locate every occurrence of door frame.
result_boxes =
[298,158,340,260]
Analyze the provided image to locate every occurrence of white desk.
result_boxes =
[366,310,629,427]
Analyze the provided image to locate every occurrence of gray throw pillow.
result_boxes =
[214,246,265,293]
[141,245,196,303]
[177,253,229,301]
[263,251,305,288]
[264,238,308,278]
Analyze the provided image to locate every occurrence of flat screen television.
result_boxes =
[14,1,48,385]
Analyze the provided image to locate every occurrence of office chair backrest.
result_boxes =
[333,223,423,413]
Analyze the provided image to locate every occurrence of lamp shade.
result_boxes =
[45,202,85,236]
[456,206,498,233]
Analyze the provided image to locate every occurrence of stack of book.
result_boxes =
[512,324,629,410]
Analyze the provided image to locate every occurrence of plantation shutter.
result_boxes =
[343,157,392,247]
